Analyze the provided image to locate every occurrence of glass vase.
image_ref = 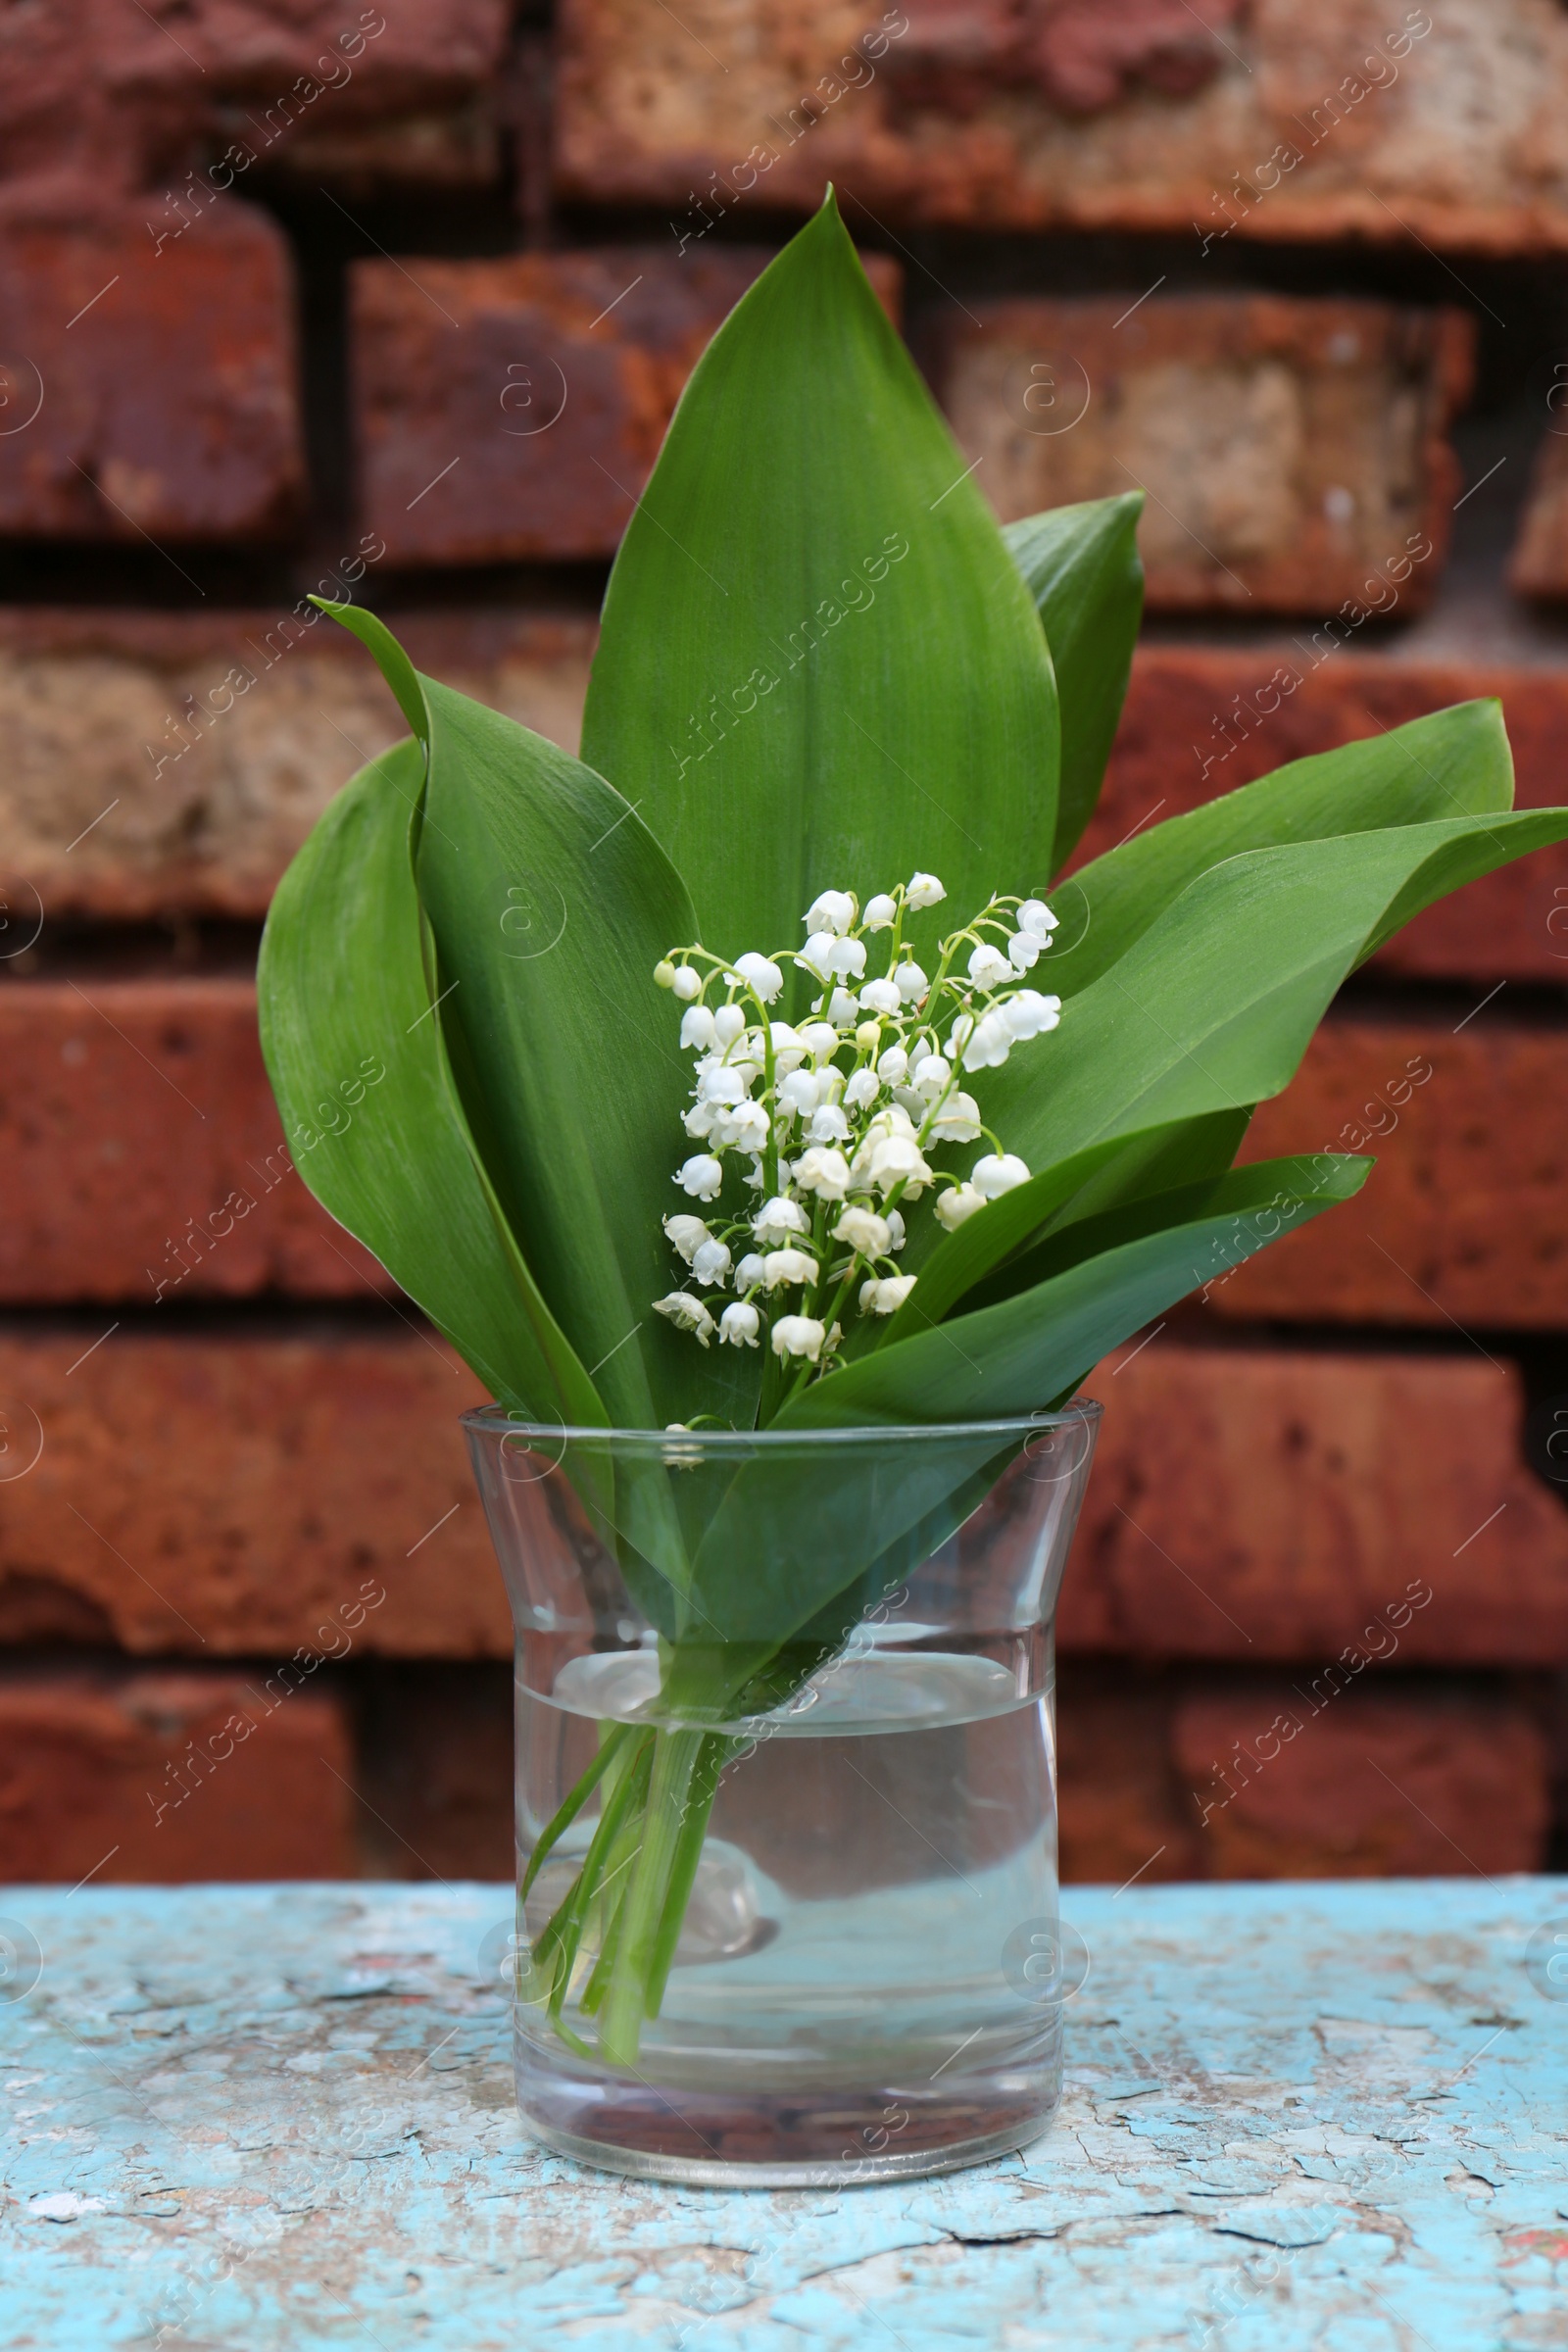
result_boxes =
[463,1405,1101,2187]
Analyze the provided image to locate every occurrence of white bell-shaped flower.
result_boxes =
[701,1062,750,1105]
[858,977,902,1017]
[828,936,866,980]
[662,1213,710,1263]
[726,1102,771,1154]
[927,1091,983,1143]
[763,1246,818,1290]
[971,1152,1031,1199]
[1007,931,1043,972]
[876,1044,908,1085]
[895,959,928,1002]
[718,1300,760,1348]
[682,1102,715,1140]
[1017,899,1058,939]
[800,931,837,981]
[771,1313,826,1361]
[906,872,946,910]
[753,1195,809,1245]
[867,1135,933,1198]
[886,1207,906,1251]
[680,1004,716,1050]
[910,1053,951,1102]
[859,1273,917,1316]
[954,1008,1013,1071]
[807,1102,851,1145]
[777,1068,821,1119]
[729,952,783,1003]
[827,986,859,1025]
[804,889,856,936]
[735,1250,766,1289]
[833,1204,891,1258]
[794,1145,852,1200]
[863,893,898,931]
[799,1021,840,1060]
[935,1182,986,1231]
[675,1153,724,1200]
[670,966,702,1002]
[1002,989,1062,1041]
[653,1292,714,1345]
[691,1237,732,1286]
[842,1066,880,1110]
[713,1004,747,1047]
[967,942,1010,991]
[769,1021,808,1073]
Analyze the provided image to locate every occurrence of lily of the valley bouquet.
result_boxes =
[261,197,1567,2069]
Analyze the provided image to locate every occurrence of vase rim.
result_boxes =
[461,1399,1102,1446]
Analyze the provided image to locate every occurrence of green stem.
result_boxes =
[644,1734,736,2018]
[520,1719,636,1900]
[597,1729,705,2067]
[534,1732,653,2019]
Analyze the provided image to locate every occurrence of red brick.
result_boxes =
[1089,647,1568,985]
[1218,1013,1568,1331]
[1067,1342,1568,1664]
[1169,1682,1549,1878]
[556,0,1568,255]
[352,248,899,565]
[0,1664,355,1882]
[0,210,303,542]
[0,607,595,924]
[1,0,509,209]
[1058,1671,1551,1882]
[1510,429,1568,599]
[934,294,1469,613]
[0,1327,499,1657]
[358,1666,514,1877]
[0,980,386,1304]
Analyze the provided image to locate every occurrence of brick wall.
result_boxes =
[2,0,1566,1888]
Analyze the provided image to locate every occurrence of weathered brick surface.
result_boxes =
[0,608,595,923]
[0,1328,498,1656]
[1058,1671,1550,1882]
[1,1325,1559,1664]
[1090,648,1568,984]
[0,1665,355,1882]
[1219,1013,1568,1330]
[1168,1682,1549,1878]
[0,980,387,1304]
[1510,429,1568,600]
[1067,1343,1568,1664]
[352,249,899,564]
[4,619,1563,971]
[556,0,1568,254]
[933,295,1469,613]
[1,0,510,210]
[0,211,303,541]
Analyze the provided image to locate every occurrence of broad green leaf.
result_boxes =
[995,808,1568,1177]
[258,738,605,1424]
[1046,701,1514,998]
[781,1155,1369,1430]
[885,1106,1250,1341]
[1004,492,1144,874]
[580,191,1061,969]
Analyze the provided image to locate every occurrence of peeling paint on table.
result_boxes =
[1,1879,1565,2348]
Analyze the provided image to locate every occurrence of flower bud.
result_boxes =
[654,959,677,989]
[971,1152,1031,1200]
[670,966,702,1002]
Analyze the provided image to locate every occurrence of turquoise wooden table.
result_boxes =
[2,1879,1565,2349]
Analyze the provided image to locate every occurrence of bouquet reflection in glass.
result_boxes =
[466,1410,1099,2184]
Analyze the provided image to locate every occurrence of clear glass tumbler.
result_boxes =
[463,1406,1101,2187]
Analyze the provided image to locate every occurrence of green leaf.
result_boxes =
[580,191,1061,968]
[410,677,759,1436]
[1046,700,1515,999]
[995,807,1568,1177]
[781,1155,1370,1429]
[1003,493,1144,874]
[257,738,606,1424]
